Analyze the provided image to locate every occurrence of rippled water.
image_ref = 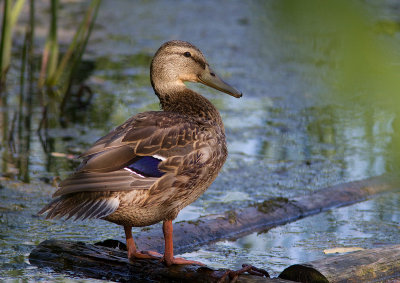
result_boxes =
[1,0,400,281]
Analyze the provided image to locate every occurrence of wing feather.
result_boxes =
[50,111,208,200]
[39,111,221,221]
[54,170,157,197]
[81,146,136,172]
[81,112,202,158]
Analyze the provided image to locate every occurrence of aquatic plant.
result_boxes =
[1,0,101,182]
[39,0,100,96]
[0,0,25,86]
[38,0,59,90]
[1,0,100,108]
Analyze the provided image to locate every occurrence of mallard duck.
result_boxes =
[39,40,242,266]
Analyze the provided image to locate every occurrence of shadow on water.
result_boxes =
[1,0,400,281]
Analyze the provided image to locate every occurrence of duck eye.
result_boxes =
[183,51,191,57]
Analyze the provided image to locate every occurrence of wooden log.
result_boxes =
[29,239,292,283]
[29,175,398,281]
[132,175,399,255]
[278,244,400,283]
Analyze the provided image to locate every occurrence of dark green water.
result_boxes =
[1,0,400,280]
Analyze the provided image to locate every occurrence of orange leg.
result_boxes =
[124,226,162,260]
[161,220,204,266]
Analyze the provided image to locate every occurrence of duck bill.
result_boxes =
[198,67,242,98]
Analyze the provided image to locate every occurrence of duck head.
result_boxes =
[150,40,242,98]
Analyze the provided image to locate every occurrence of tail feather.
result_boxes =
[82,199,107,220]
[38,195,120,221]
[37,200,56,216]
[65,199,91,220]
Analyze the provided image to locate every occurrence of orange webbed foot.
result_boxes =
[128,250,162,260]
[161,256,205,266]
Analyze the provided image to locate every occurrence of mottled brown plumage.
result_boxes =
[39,40,242,266]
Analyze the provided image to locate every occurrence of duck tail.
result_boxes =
[38,194,120,221]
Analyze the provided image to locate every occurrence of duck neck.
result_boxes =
[152,81,224,125]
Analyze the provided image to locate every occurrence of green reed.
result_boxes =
[39,0,100,94]
[1,0,101,182]
[38,0,59,89]
[0,0,25,85]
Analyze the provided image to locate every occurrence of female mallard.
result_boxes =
[39,40,242,266]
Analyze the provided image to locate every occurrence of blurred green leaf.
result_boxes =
[275,0,400,170]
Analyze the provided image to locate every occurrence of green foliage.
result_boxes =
[274,0,400,170]
[274,0,400,106]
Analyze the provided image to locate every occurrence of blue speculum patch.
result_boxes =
[125,156,165,177]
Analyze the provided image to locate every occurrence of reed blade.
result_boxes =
[0,0,26,84]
